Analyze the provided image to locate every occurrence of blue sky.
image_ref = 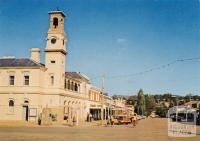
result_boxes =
[0,0,200,96]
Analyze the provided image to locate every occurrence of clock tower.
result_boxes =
[45,10,67,89]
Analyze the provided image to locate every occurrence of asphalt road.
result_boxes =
[0,118,199,141]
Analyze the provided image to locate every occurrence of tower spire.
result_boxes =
[45,10,67,89]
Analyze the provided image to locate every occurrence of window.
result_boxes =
[67,80,70,90]
[51,38,56,44]
[53,17,58,28]
[24,75,29,86]
[74,83,78,92]
[8,100,14,113]
[9,100,14,107]
[24,100,29,103]
[50,75,54,86]
[51,60,56,63]
[9,75,15,85]
[64,79,67,89]
[71,82,74,91]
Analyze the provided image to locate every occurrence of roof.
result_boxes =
[185,101,200,105]
[0,58,45,68]
[65,72,90,82]
[48,10,65,17]
[90,85,102,92]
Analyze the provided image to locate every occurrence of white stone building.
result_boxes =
[0,10,89,124]
[0,10,134,124]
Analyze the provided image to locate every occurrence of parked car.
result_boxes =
[141,115,146,119]
[170,114,182,122]
[137,115,142,120]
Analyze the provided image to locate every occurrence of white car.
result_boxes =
[137,115,142,120]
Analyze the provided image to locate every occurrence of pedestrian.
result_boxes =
[107,116,110,126]
[64,113,68,122]
[135,114,138,124]
[89,113,92,122]
[72,116,77,126]
[132,114,137,127]
[38,113,42,125]
[87,113,89,122]
[110,116,114,127]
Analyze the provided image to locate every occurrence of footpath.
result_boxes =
[0,120,103,128]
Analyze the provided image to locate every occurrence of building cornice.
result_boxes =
[45,49,67,55]
[0,67,47,71]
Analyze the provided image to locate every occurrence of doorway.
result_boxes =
[22,106,29,121]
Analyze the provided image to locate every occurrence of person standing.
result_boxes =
[110,116,114,127]
[64,113,68,122]
[89,113,92,122]
[72,116,77,126]
[38,113,42,125]
[107,116,110,125]
[132,114,137,127]
[87,113,89,122]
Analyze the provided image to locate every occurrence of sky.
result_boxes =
[0,0,200,96]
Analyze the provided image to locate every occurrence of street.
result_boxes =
[0,118,199,141]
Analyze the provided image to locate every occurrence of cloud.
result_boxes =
[116,38,127,43]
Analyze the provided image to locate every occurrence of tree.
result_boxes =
[127,95,137,105]
[145,95,156,116]
[155,107,168,118]
[137,89,146,115]
[185,93,192,102]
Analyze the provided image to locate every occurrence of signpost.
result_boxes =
[29,108,37,117]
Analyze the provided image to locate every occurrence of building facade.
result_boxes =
[0,10,134,124]
[88,86,103,120]
[0,11,89,124]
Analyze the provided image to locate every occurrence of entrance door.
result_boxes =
[22,106,29,121]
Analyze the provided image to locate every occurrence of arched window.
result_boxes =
[9,100,14,107]
[67,80,70,90]
[64,79,67,89]
[24,100,29,103]
[8,99,14,113]
[71,82,74,91]
[53,17,58,29]
[74,83,78,92]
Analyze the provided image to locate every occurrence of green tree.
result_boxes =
[155,107,168,118]
[137,89,146,115]
[127,95,137,105]
[145,95,156,116]
[185,93,192,102]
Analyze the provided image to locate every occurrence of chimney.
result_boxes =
[31,48,40,63]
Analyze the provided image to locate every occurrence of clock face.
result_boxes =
[51,38,56,44]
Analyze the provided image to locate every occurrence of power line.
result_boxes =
[90,57,200,80]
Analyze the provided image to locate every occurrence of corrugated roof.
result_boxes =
[65,72,89,81]
[0,58,44,68]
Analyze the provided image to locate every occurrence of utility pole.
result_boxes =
[101,75,105,125]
